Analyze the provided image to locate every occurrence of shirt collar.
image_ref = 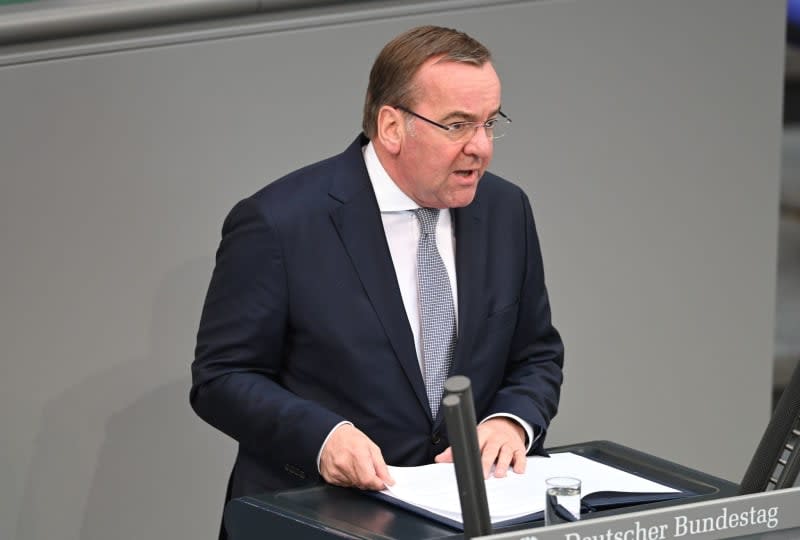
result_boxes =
[363,140,419,212]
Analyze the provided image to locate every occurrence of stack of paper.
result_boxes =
[379,452,682,525]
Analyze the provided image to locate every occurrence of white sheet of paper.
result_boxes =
[381,452,680,524]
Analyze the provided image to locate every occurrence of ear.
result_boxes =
[376,105,404,155]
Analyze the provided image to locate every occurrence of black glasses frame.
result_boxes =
[394,106,512,141]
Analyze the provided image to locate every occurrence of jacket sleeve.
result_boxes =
[190,197,344,481]
[486,190,564,454]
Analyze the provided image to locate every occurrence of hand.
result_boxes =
[319,423,395,490]
[434,417,527,479]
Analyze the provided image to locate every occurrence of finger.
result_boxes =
[492,444,516,478]
[358,471,387,491]
[511,448,527,474]
[347,447,385,490]
[481,439,501,478]
[434,447,454,463]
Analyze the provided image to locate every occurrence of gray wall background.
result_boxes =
[0,0,785,539]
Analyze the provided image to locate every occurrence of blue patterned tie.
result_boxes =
[415,208,457,417]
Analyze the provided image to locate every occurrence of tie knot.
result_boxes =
[415,207,440,235]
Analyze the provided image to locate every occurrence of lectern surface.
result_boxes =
[224,441,739,540]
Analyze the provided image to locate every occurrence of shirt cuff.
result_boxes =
[316,420,353,473]
[481,413,537,453]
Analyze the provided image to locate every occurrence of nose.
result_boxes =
[463,125,493,158]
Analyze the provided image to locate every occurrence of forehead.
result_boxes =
[412,57,502,114]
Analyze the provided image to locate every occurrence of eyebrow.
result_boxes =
[440,107,502,123]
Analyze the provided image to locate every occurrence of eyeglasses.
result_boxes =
[394,106,512,143]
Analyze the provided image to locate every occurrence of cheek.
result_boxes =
[410,144,463,190]
[430,147,461,172]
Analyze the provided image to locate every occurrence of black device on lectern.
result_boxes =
[440,375,493,538]
[740,359,800,493]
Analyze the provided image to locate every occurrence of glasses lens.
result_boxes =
[488,119,508,140]
[446,124,472,142]
[445,117,510,142]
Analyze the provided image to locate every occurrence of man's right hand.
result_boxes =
[319,423,395,490]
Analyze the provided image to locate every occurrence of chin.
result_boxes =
[446,189,479,208]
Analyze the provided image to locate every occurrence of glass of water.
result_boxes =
[544,476,581,526]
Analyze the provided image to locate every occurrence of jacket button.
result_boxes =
[431,433,441,445]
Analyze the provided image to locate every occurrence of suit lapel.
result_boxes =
[328,137,432,420]
[447,198,488,416]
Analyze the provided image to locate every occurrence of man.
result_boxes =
[191,25,564,537]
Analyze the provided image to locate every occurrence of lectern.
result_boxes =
[223,440,738,540]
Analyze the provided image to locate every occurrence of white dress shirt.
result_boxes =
[362,141,459,372]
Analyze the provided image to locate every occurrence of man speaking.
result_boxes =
[190,25,564,539]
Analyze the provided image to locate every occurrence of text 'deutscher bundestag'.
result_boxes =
[479,486,800,540]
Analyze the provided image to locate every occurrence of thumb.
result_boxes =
[371,446,395,487]
[434,446,454,463]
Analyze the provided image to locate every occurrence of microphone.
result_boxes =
[442,375,492,538]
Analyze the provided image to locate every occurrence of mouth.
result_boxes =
[453,169,480,183]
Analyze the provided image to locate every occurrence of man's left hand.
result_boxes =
[434,417,527,478]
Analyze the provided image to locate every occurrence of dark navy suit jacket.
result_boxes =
[190,134,564,500]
